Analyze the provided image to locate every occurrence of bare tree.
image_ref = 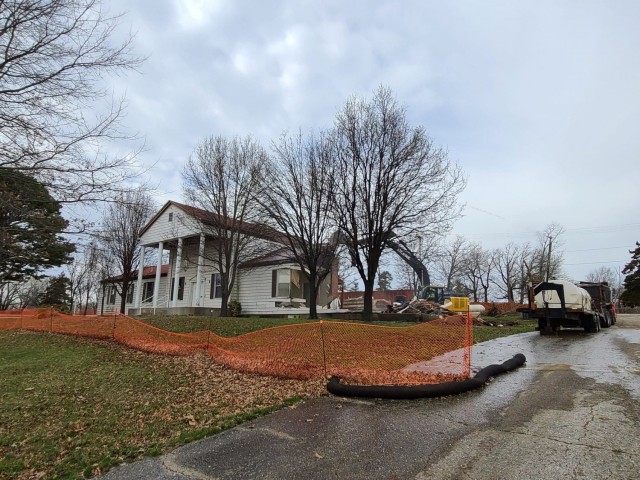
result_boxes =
[0,281,21,309]
[494,243,521,302]
[96,189,155,313]
[585,266,617,285]
[479,249,496,302]
[585,266,623,302]
[462,242,484,301]
[435,235,468,291]
[521,224,565,286]
[257,132,338,319]
[66,242,100,314]
[518,224,565,301]
[182,135,267,316]
[332,87,465,319]
[0,0,144,205]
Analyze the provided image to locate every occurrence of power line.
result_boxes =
[461,223,640,239]
[565,246,632,253]
[564,260,627,266]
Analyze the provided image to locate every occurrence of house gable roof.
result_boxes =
[139,200,288,244]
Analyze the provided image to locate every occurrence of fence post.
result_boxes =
[319,321,328,379]
[205,315,213,354]
[50,308,53,333]
[464,308,472,377]
[112,314,117,340]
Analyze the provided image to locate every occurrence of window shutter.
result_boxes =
[178,277,184,300]
[210,274,215,299]
[272,270,277,297]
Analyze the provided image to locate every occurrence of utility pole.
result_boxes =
[545,235,552,282]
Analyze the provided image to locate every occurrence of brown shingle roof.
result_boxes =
[139,200,288,244]
[102,264,169,283]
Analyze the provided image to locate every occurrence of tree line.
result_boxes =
[2,0,638,316]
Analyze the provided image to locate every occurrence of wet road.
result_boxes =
[101,314,640,480]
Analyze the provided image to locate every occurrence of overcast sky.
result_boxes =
[107,0,640,285]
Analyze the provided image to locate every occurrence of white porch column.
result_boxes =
[172,237,183,308]
[153,241,163,308]
[135,246,146,307]
[194,234,205,306]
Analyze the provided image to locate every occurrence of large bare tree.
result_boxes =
[97,189,155,313]
[182,135,267,316]
[462,242,484,301]
[478,249,496,302]
[0,0,143,204]
[66,242,100,314]
[435,235,468,291]
[494,243,521,302]
[332,87,465,319]
[256,132,338,319]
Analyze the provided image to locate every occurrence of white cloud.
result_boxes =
[104,0,640,282]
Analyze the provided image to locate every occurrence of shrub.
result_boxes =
[228,300,242,317]
[485,303,500,317]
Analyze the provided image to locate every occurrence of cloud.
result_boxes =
[104,0,640,281]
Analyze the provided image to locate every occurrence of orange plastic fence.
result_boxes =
[0,308,472,385]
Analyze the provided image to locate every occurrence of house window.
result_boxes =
[107,285,117,305]
[210,273,222,299]
[272,269,291,297]
[126,284,134,304]
[168,212,173,222]
[142,282,154,303]
[170,277,185,301]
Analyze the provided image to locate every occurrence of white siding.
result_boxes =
[101,201,340,316]
[237,263,303,314]
[98,277,170,314]
[140,204,200,246]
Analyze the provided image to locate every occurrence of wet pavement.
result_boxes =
[101,314,640,480]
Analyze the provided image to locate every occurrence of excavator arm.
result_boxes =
[386,237,430,288]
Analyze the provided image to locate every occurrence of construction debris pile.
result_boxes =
[391,299,445,315]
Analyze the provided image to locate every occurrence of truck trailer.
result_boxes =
[523,279,616,335]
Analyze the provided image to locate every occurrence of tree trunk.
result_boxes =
[483,287,489,302]
[309,285,319,319]
[220,292,229,317]
[100,284,106,315]
[119,280,128,314]
[308,272,319,319]
[362,278,375,321]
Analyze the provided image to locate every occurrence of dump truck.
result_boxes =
[523,279,616,335]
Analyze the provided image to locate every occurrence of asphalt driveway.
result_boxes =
[101,314,640,480]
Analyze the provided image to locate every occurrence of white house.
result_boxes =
[98,201,341,316]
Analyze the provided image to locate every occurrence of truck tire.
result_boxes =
[538,318,556,335]
[601,311,612,328]
[584,316,599,333]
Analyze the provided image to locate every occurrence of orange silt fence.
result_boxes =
[321,317,471,385]
[113,316,208,355]
[0,308,473,386]
[206,322,326,380]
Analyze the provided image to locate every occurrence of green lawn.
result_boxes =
[0,314,537,478]
[138,313,538,343]
[0,331,323,480]
[137,315,417,336]
[473,316,538,343]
